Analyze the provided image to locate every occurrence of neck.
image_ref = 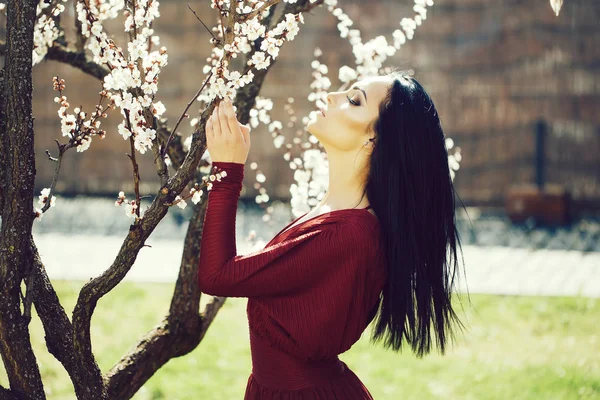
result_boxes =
[319,149,370,211]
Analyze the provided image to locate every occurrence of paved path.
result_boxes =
[34,232,600,297]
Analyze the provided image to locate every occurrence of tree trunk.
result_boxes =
[0,0,46,398]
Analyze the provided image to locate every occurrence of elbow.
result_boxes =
[197,267,217,295]
[197,264,228,296]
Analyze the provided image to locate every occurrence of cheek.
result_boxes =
[325,110,370,149]
[307,109,370,149]
[336,109,370,138]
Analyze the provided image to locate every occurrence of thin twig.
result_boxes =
[124,109,142,218]
[146,20,156,53]
[238,0,282,22]
[41,140,65,213]
[300,0,325,13]
[161,71,214,159]
[187,4,219,43]
[45,149,58,162]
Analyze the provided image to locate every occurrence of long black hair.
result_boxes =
[364,72,467,357]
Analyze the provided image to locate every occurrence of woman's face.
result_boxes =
[307,75,392,152]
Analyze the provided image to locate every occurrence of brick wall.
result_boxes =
[2,0,598,211]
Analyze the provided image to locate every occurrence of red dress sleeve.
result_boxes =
[197,161,372,298]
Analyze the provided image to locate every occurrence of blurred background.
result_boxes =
[23,0,600,248]
[1,0,599,399]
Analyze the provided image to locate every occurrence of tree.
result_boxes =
[0,0,474,398]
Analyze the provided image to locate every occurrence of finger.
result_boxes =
[239,123,251,145]
[206,116,213,141]
[224,100,244,143]
[211,106,221,136]
[218,101,231,137]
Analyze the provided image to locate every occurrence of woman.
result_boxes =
[198,72,466,399]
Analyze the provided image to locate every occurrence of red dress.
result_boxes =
[199,161,388,399]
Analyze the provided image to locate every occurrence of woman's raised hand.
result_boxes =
[206,98,251,164]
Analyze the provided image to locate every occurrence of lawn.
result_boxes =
[1,281,598,399]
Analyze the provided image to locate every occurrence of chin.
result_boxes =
[306,121,320,137]
[306,112,324,136]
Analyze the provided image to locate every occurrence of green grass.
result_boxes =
[1,281,598,399]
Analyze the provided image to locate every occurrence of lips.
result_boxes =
[319,107,326,117]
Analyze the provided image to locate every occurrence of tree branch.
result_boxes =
[299,0,325,13]
[124,110,143,218]
[73,0,88,52]
[161,71,213,160]
[187,3,219,44]
[0,386,18,400]
[238,0,282,22]
[40,140,65,213]
[105,169,223,399]
[29,237,107,399]
[45,44,111,80]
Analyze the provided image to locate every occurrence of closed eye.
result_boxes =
[346,95,360,106]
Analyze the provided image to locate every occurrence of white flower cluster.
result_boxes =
[76,0,167,154]
[285,0,324,3]
[174,168,228,209]
[32,0,68,65]
[210,0,230,10]
[86,0,125,22]
[290,149,328,217]
[34,188,57,220]
[53,76,110,152]
[329,0,433,79]
[114,191,140,218]
[338,65,358,84]
[255,186,270,205]
[199,11,304,104]
[245,162,268,205]
[248,97,274,128]
[445,137,462,181]
[307,51,331,111]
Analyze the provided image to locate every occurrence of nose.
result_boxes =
[326,92,335,106]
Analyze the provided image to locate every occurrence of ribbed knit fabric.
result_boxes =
[199,161,388,399]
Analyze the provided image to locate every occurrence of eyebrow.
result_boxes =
[350,84,368,104]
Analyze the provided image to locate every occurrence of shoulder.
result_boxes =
[336,209,380,236]
[326,211,381,254]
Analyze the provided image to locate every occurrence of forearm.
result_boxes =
[198,161,244,284]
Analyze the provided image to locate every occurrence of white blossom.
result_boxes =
[152,101,166,117]
[34,208,44,221]
[60,114,77,138]
[38,188,56,208]
[175,195,187,209]
[250,51,271,71]
[339,66,358,83]
[191,189,203,204]
[118,121,132,140]
[125,201,138,218]
[76,136,92,152]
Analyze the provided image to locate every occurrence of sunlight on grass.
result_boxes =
[1,281,598,399]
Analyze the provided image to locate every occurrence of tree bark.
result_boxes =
[0,386,19,400]
[29,237,108,399]
[0,0,47,398]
